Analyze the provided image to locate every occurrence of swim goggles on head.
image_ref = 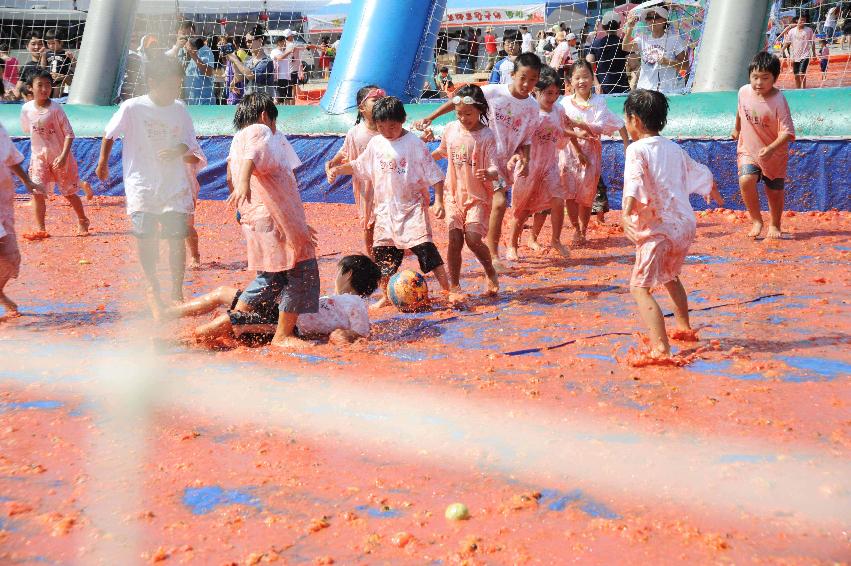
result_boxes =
[364,88,386,101]
[452,95,477,105]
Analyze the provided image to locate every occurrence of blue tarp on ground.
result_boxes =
[10,135,850,211]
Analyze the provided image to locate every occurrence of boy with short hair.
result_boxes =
[417,52,544,270]
[732,51,795,241]
[42,29,74,99]
[95,56,204,317]
[621,89,723,359]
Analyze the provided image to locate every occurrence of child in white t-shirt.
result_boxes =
[96,56,202,317]
[166,254,381,346]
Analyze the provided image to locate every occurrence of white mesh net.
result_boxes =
[1,0,849,105]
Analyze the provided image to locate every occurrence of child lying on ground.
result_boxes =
[166,254,382,346]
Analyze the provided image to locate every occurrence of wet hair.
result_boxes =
[27,69,54,87]
[372,96,406,123]
[748,51,781,79]
[535,65,562,92]
[44,29,62,42]
[567,59,594,79]
[145,55,185,82]
[233,92,279,130]
[624,89,668,133]
[513,52,542,74]
[453,84,490,125]
[338,255,382,297]
[355,83,381,124]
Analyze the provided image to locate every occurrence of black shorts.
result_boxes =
[792,59,810,75]
[820,59,828,73]
[373,242,444,278]
[276,78,294,100]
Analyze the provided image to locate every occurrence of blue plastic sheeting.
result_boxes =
[10,135,850,211]
[320,0,448,112]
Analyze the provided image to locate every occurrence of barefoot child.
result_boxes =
[325,85,384,256]
[166,254,380,346]
[0,123,43,317]
[21,69,89,237]
[430,85,500,296]
[732,52,795,240]
[226,93,320,349]
[185,148,207,269]
[96,56,203,315]
[415,52,544,271]
[508,66,582,260]
[559,60,629,244]
[329,96,458,308]
[621,89,724,358]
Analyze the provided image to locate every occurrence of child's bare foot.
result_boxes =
[188,256,202,270]
[571,231,586,246]
[446,291,467,306]
[506,246,519,261]
[526,236,542,252]
[76,218,90,236]
[370,295,391,310]
[764,225,782,240]
[81,181,94,200]
[747,220,763,239]
[491,257,508,273]
[483,274,499,296]
[271,336,311,350]
[596,211,606,224]
[22,231,50,241]
[0,295,19,318]
[550,241,570,258]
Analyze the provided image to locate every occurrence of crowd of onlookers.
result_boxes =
[1,29,76,102]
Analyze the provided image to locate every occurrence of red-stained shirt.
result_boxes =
[736,85,796,181]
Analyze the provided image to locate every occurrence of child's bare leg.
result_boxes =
[64,194,89,235]
[565,199,584,244]
[166,286,238,319]
[186,215,200,267]
[739,174,763,238]
[364,225,375,257]
[32,193,47,232]
[549,197,569,257]
[507,212,529,261]
[765,188,785,240]
[662,277,691,331]
[487,189,508,270]
[137,237,163,318]
[193,313,235,341]
[578,205,592,238]
[464,229,498,295]
[447,228,465,289]
[167,237,186,303]
[431,264,465,304]
[529,212,546,250]
[0,274,18,317]
[271,310,309,349]
[630,286,670,356]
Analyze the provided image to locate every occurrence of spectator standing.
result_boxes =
[842,8,851,50]
[42,29,75,99]
[219,36,243,105]
[823,6,839,42]
[448,32,460,73]
[14,32,45,100]
[587,11,630,94]
[456,28,473,74]
[165,22,215,104]
[520,25,533,53]
[470,28,481,71]
[0,44,19,94]
[271,33,295,104]
[622,6,688,93]
[535,31,549,57]
[484,27,498,71]
[549,31,571,81]
[227,32,276,97]
[784,14,817,89]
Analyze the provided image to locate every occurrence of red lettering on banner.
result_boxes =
[466,12,472,20]
[484,11,491,19]
[494,11,502,20]
[474,11,482,20]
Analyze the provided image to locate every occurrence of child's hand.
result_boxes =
[24,180,44,195]
[51,153,68,170]
[474,168,492,182]
[758,145,775,159]
[420,127,435,142]
[708,181,724,206]
[431,200,445,219]
[227,180,251,207]
[95,161,109,181]
[412,118,432,131]
[621,213,637,241]
[327,166,339,184]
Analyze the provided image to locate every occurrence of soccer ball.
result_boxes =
[387,269,429,312]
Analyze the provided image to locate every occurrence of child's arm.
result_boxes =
[758,131,793,159]
[732,113,741,140]
[708,181,724,206]
[226,161,234,194]
[431,180,445,219]
[226,159,254,207]
[52,135,73,170]
[10,162,43,194]
[474,165,499,181]
[431,147,446,161]
[95,137,114,181]
[328,163,354,184]
[412,100,456,131]
[325,150,347,182]
[569,137,588,167]
[618,126,630,153]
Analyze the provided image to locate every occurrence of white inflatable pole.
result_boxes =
[68,0,140,105]
[692,0,772,92]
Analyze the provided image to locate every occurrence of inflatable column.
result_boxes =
[692,0,772,92]
[68,0,140,105]
[320,0,448,113]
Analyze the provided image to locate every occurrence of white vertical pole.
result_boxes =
[68,0,140,105]
[691,0,772,93]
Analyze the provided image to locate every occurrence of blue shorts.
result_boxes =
[233,258,320,316]
[739,164,785,191]
[130,211,189,239]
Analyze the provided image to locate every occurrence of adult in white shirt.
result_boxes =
[520,25,533,53]
[783,14,817,89]
[622,6,687,93]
